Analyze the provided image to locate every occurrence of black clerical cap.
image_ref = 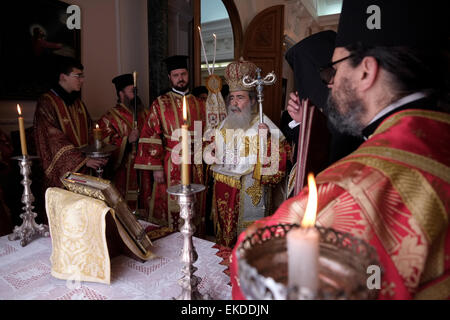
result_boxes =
[164,55,189,73]
[112,74,133,94]
[336,0,449,48]
[285,30,336,111]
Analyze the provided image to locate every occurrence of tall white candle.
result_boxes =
[287,173,319,298]
[198,26,210,74]
[212,33,217,74]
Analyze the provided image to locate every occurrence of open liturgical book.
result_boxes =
[44,172,154,284]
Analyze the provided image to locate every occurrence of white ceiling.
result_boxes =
[317,0,342,16]
[201,0,343,25]
[201,0,229,23]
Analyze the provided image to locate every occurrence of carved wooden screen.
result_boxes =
[243,5,284,127]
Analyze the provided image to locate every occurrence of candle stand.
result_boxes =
[79,143,116,178]
[167,183,209,300]
[8,155,49,247]
[237,223,381,300]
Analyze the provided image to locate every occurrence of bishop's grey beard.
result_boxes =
[223,103,253,130]
[324,78,367,137]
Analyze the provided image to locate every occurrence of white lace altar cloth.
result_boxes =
[0,232,231,300]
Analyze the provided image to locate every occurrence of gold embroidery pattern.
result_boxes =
[46,188,111,284]
[216,192,239,247]
[45,145,75,176]
[374,110,450,136]
[345,157,448,243]
[245,180,262,206]
[414,275,450,300]
[213,172,241,189]
[134,164,164,171]
[62,181,106,202]
[352,146,450,184]
[242,135,258,157]
[336,157,447,285]
[73,158,89,175]
[139,138,163,144]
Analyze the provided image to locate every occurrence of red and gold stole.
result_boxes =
[316,109,450,299]
[44,90,89,147]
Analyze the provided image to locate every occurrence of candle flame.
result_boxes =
[95,123,99,129]
[182,96,187,122]
[17,104,22,115]
[301,173,318,228]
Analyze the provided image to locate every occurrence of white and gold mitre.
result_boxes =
[224,57,258,93]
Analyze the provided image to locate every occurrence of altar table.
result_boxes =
[0,232,231,300]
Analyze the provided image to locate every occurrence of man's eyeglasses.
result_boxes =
[70,73,85,79]
[319,55,354,85]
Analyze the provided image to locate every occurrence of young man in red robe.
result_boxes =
[33,57,106,189]
[98,74,151,217]
[230,0,450,300]
[134,55,206,233]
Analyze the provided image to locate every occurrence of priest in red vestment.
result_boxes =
[230,0,450,300]
[134,55,206,233]
[210,59,290,247]
[33,57,107,189]
[98,74,151,217]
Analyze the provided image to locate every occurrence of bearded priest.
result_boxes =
[209,58,290,247]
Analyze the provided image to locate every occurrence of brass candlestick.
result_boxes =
[8,155,49,246]
[167,183,209,300]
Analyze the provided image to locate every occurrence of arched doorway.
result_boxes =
[193,0,243,86]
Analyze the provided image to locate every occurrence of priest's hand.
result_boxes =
[258,122,270,136]
[287,91,302,123]
[86,157,108,170]
[153,170,165,184]
[128,129,139,143]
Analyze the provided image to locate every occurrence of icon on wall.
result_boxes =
[0,0,81,99]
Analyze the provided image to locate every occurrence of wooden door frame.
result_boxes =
[242,5,284,127]
[193,0,243,86]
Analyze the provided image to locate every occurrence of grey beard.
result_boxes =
[324,82,366,137]
[223,105,253,130]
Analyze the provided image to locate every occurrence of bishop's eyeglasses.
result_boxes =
[319,54,354,85]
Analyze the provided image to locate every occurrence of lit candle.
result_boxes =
[93,123,102,149]
[16,104,28,156]
[93,123,102,140]
[133,71,137,88]
[287,173,319,298]
[181,96,190,186]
